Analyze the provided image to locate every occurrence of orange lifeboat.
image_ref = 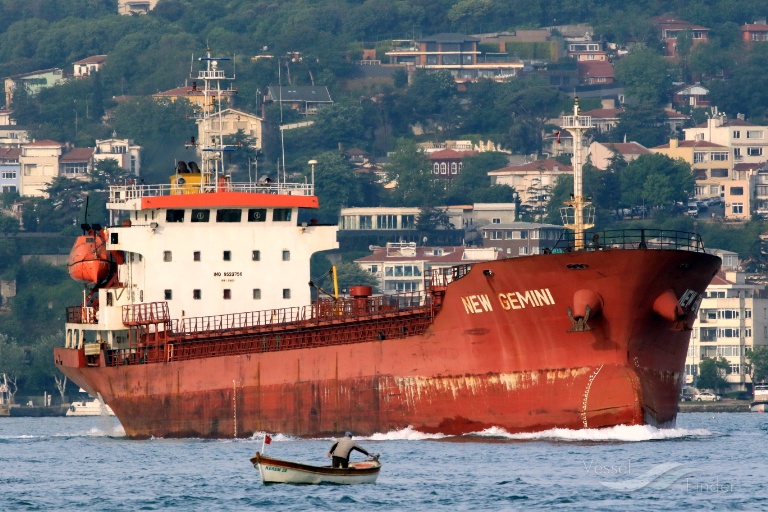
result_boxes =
[68,226,112,284]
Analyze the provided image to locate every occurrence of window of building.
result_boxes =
[191,209,210,222]
[1,185,16,193]
[248,208,267,222]
[732,203,744,215]
[748,147,763,156]
[166,209,184,222]
[492,218,500,224]
[402,215,415,229]
[283,289,291,299]
[216,209,242,222]
[252,250,260,261]
[369,265,378,274]
[223,289,231,299]
[440,163,447,174]
[163,251,172,262]
[693,152,705,163]
[223,250,231,261]
[273,208,292,221]
[359,215,373,229]
[377,215,396,229]
[193,251,200,261]
[490,230,503,240]
[711,152,729,161]
[63,163,88,175]
[733,130,741,139]
[747,130,764,139]
[164,289,172,300]
[282,250,290,261]
[451,162,458,174]
[711,169,728,178]
[730,186,744,196]
[193,289,201,300]
[1,170,16,179]
[253,289,261,299]
[519,247,529,255]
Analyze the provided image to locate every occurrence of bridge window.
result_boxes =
[193,289,201,300]
[194,251,200,261]
[283,288,291,299]
[223,289,231,299]
[216,209,242,222]
[253,289,261,299]
[191,209,210,222]
[252,250,261,261]
[248,208,267,222]
[223,250,231,261]
[163,251,172,262]
[282,250,290,261]
[273,208,292,221]
[164,289,172,300]
[166,209,185,222]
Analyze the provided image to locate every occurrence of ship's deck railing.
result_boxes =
[107,181,313,204]
[425,264,472,289]
[173,291,429,335]
[556,229,706,253]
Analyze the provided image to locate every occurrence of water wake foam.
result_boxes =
[468,424,715,442]
[368,425,448,441]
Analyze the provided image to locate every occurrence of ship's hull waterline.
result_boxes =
[56,248,720,438]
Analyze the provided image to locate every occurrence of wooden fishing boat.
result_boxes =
[250,452,381,485]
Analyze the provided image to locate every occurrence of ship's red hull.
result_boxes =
[55,248,720,438]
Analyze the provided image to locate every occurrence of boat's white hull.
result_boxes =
[251,452,380,484]
[751,402,768,413]
[66,400,115,417]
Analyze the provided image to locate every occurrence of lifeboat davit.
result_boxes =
[68,226,112,284]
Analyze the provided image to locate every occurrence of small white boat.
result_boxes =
[250,452,381,484]
[66,399,115,416]
[751,384,768,412]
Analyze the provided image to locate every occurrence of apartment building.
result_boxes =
[686,251,768,390]
[650,138,732,200]
[685,115,768,165]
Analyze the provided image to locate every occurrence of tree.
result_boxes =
[609,102,670,149]
[746,347,768,384]
[385,139,444,207]
[620,153,693,210]
[335,261,378,294]
[308,151,373,223]
[698,357,729,392]
[615,47,673,105]
[446,151,509,204]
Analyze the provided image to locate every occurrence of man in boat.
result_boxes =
[327,432,372,468]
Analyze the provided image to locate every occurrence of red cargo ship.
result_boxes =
[53,53,721,438]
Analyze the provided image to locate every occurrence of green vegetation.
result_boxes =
[746,347,768,384]
[697,357,730,393]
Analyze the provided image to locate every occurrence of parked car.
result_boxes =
[694,391,721,401]
[679,394,692,402]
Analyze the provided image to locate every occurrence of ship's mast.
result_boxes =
[560,98,595,250]
[193,47,236,192]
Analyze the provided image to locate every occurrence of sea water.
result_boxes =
[1,413,766,511]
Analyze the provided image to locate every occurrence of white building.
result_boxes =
[355,242,503,294]
[94,138,141,176]
[686,250,768,390]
